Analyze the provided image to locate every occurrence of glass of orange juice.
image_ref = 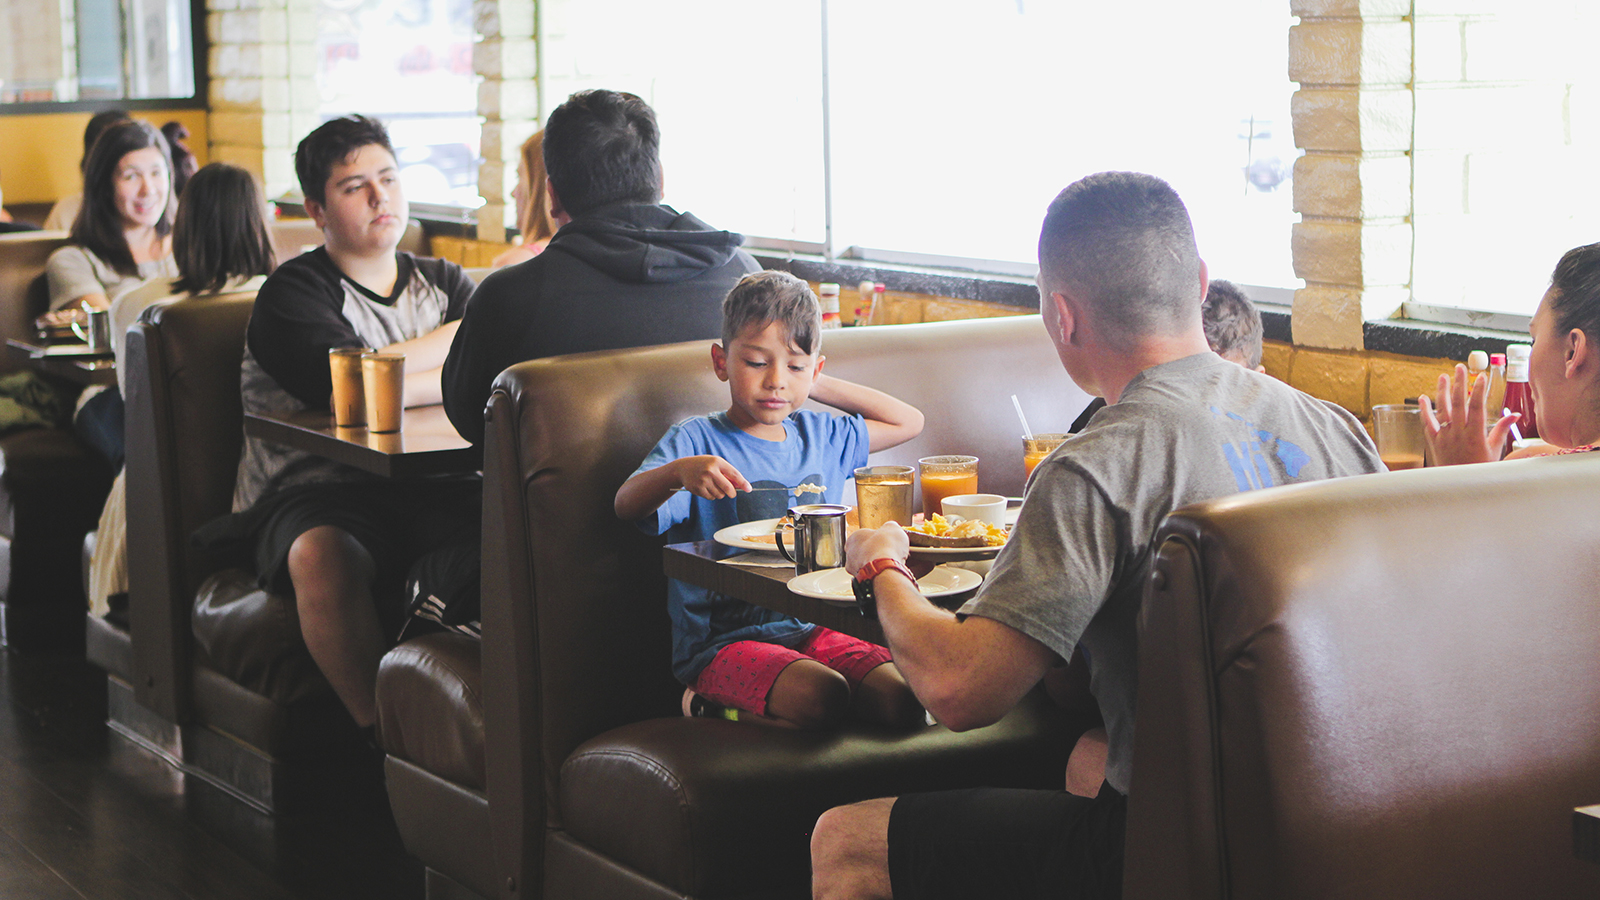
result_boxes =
[919,455,979,519]
[1022,433,1071,480]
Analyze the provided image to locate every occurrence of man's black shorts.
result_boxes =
[887,783,1126,900]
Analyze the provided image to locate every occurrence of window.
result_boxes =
[1,0,197,104]
[538,0,1298,286]
[316,0,480,207]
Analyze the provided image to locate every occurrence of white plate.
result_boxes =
[787,565,983,606]
[713,517,788,551]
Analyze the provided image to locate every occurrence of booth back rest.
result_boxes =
[806,316,1088,495]
[0,233,70,373]
[480,316,1087,832]
[1127,455,1600,899]
[124,291,256,719]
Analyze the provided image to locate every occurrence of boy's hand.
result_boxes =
[675,455,752,500]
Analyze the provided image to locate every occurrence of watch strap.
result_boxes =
[852,558,916,618]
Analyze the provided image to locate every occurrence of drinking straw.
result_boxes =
[1011,394,1033,440]
[1506,408,1523,444]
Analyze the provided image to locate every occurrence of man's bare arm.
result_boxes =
[847,523,1054,730]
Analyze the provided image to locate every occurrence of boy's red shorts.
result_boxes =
[691,627,893,717]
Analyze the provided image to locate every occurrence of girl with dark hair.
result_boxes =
[44,119,178,317]
[1423,242,1600,462]
[88,162,278,619]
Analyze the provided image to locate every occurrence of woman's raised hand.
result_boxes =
[1418,363,1518,466]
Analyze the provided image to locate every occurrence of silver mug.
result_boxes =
[775,503,850,574]
[71,308,112,354]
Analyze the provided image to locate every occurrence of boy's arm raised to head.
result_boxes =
[806,373,924,452]
[615,456,753,521]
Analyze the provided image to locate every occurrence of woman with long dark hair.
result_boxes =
[89,162,278,619]
[44,119,177,316]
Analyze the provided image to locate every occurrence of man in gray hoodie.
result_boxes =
[443,89,760,444]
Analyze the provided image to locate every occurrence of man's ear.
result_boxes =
[1052,290,1079,345]
[710,342,730,382]
[305,197,327,231]
[546,178,573,228]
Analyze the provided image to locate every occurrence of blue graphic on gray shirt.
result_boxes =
[1212,406,1311,491]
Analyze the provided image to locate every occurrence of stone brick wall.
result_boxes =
[1288,0,1414,351]
[205,0,320,198]
[1262,339,1456,424]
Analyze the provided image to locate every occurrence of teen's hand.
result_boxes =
[675,455,751,500]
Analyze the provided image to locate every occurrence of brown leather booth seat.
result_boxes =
[110,290,360,812]
[1126,454,1600,898]
[375,316,1091,900]
[0,231,110,651]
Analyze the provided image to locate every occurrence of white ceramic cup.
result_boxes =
[940,493,1007,527]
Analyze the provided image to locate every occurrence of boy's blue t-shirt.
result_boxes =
[634,409,871,683]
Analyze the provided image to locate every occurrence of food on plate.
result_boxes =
[906,514,1007,548]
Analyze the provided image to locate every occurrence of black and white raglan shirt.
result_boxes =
[232,247,473,512]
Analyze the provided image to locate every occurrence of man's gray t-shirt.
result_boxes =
[960,352,1384,794]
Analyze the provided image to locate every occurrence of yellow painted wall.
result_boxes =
[0,108,209,205]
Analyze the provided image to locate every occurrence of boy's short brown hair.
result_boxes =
[1202,279,1263,369]
[721,270,821,354]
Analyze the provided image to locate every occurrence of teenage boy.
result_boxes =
[206,115,477,728]
[615,271,925,731]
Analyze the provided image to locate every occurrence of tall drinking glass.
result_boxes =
[1022,433,1070,479]
[854,465,915,529]
[1372,404,1426,470]
[919,455,979,519]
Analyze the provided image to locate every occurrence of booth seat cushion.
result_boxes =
[192,568,325,705]
[376,631,485,790]
[0,426,111,540]
[558,691,1073,897]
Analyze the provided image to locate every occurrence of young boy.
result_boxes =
[615,271,926,730]
[206,115,478,728]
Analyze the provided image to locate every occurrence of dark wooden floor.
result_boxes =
[0,649,423,899]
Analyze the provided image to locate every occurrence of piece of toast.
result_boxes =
[905,530,987,548]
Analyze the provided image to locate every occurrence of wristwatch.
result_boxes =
[852,557,917,619]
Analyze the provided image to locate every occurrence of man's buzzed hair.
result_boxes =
[1037,171,1202,347]
[1202,279,1263,369]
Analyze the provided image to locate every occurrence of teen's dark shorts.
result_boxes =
[197,476,480,636]
[887,783,1126,900]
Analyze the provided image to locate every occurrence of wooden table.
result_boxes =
[243,403,480,478]
[5,338,116,386]
[662,541,983,644]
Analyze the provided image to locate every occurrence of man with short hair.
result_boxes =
[442,89,759,444]
[809,172,1384,900]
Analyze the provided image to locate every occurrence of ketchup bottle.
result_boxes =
[1504,343,1537,443]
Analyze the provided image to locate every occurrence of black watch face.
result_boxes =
[852,576,872,604]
